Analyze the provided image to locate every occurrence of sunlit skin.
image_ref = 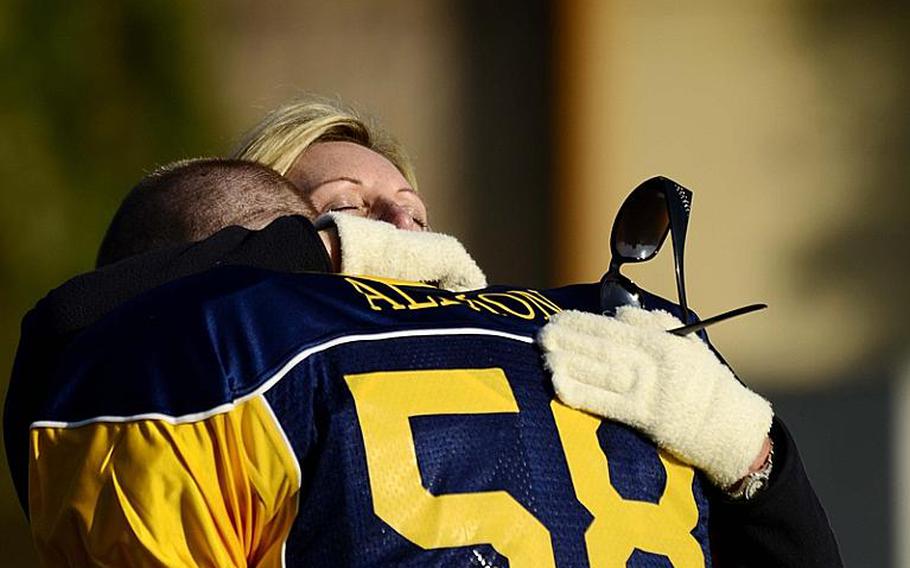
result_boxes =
[285,140,770,484]
[749,437,773,479]
[287,141,428,229]
[286,141,428,271]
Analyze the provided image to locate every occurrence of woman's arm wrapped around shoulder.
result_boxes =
[537,306,842,567]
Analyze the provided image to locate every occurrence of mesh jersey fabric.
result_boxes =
[26,266,712,567]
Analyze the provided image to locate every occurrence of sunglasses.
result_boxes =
[600,176,766,335]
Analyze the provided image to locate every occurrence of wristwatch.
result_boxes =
[726,440,774,500]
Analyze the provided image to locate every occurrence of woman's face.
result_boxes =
[286,141,428,231]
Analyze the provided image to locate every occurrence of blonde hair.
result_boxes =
[231,97,418,191]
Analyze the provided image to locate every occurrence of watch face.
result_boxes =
[742,475,768,500]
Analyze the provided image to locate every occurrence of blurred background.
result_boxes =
[1,0,906,565]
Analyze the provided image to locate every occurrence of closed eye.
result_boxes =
[396,200,428,229]
[324,198,367,215]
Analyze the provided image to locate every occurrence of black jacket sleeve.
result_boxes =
[709,417,843,567]
[39,215,332,336]
[4,215,331,512]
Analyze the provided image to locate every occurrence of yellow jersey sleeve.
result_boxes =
[28,396,300,567]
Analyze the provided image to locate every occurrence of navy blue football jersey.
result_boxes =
[28,267,711,567]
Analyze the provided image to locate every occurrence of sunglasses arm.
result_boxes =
[665,183,692,325]
[672,238,690,325]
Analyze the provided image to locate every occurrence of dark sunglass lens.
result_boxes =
[614,189,669,261]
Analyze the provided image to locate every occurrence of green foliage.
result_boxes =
[0,1,225,563]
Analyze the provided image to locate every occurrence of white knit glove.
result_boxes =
[316,213,487,292]
[538,306,773,488]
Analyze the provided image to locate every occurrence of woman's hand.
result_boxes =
[538,306,774,489]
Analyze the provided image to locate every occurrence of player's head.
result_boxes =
[96,158,309,267]
[232,97,428,231]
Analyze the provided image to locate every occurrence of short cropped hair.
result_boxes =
[96,158,309,267]
[231,97,418,191]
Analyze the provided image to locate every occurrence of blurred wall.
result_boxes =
[0,3,225,565]
[555,0,910,387]
[555,1,910,565]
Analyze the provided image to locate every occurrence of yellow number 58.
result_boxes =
[345,368,704,568]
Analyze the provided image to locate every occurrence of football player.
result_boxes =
[4,99,841,567]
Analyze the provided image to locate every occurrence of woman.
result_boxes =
[233,98,427,228]
[227,96,841,566]
[229,98,487,288]
[7,97,840,567]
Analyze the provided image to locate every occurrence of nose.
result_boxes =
[372,199,420,231]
